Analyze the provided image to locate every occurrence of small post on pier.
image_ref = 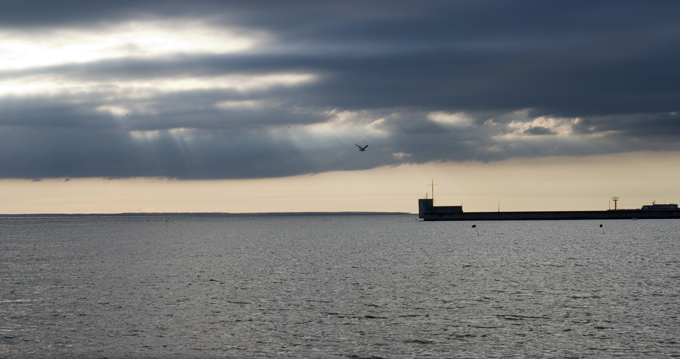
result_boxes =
[612,197,619,210]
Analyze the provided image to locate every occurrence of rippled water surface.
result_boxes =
[1,215,679,358]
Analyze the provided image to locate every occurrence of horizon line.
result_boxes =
[0,211,414,218]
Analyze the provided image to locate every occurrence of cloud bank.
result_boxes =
[1,0,679,179]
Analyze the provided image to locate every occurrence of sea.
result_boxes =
[1,215,678,358]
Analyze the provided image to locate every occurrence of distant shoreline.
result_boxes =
[0,212,412,218]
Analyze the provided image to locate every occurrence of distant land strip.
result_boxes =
[0,212,412,218]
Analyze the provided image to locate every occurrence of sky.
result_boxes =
[1,0,679,214]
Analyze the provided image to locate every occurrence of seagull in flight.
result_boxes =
[355,144,368,151]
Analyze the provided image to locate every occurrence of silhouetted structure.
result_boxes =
[418,198,680,221]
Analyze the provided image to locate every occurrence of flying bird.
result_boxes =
[355,144,368,151]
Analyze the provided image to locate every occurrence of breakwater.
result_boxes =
[418,198,680,221]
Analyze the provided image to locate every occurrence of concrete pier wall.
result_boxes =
[418,201,680,221]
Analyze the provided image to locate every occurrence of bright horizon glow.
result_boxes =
[2,151,679,215]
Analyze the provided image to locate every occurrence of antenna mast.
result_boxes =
[428,180,438,203]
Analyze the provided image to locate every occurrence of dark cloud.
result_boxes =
[1,0,679,179]
[524,127,555,136]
